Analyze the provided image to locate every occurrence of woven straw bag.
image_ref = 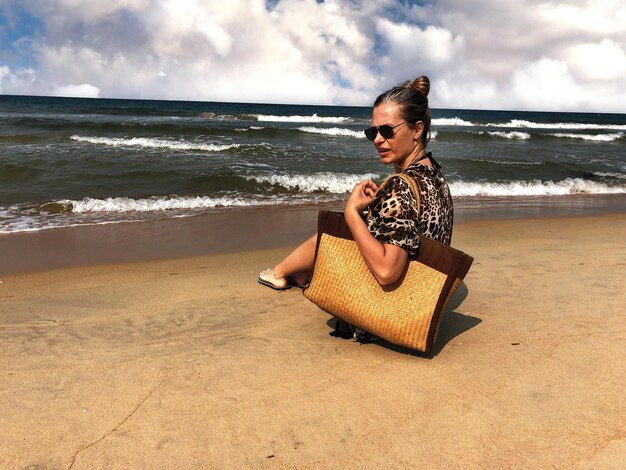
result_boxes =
[303,174,473,353]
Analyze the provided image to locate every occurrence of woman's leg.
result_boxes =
[273,233,317,280]
[259,233,316,289]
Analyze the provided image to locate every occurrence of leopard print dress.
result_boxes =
[366,152,453,255]
[336,153,453,342]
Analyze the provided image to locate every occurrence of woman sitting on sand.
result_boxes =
[259,75,453,319]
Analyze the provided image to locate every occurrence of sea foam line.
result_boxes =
[593,171,626,180]
[432,117,475,126]
[488,119,626,131]
[471,158,543,166]
[476,131,531,140]
[549,132,624,142]
[255,113,349,123]
[297,126,365,138]
[71,135,241,152]
[449,178,626,197]
[61,195,257,213]
[245,172,378,193]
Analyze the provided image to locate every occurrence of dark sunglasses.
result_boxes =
[364,121,408,141]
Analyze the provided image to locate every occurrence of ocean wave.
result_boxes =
[0,212,122,233]
[234,126,266,132]
[297,126,365,138]
[449,178,626,197]
[478,131,531,140]
[200,112,250,121]
[0,194,340,233]
[471,159,543,166]
[255,113,349,123]
[432,117,475,126]
[70,135,242,152]
[0,198,260,233]
[489,119,626,131]
[593,171,626,180]
[549,132,624,142]
[62,195,259,213]
[246,172,378,193]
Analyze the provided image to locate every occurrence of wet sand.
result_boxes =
[2,193,625,277]
[0,213,625,468]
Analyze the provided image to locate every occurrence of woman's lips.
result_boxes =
[377,148,390,157]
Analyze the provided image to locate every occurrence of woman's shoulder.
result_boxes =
[370,174,418,216]
[404,161,447,186]
[377,174,414,199]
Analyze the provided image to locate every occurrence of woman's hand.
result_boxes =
[345,179,378,213]
[344,178,408,286]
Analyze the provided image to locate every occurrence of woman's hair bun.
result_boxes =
[410,75,430,97]
[375,74,432,147]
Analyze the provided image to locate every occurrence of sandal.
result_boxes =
[287,275,311,289]
[258,268,291,290]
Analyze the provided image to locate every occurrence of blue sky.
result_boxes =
[1,0,625,112]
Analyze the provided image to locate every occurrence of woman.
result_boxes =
[258,75,453,304]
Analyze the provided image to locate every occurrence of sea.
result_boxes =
[1,95,625,233]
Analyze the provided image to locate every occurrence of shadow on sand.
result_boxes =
[325,282,481,358]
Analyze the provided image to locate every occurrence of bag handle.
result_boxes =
[367,172,421,219]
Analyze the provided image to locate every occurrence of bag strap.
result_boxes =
[367,172,421,219]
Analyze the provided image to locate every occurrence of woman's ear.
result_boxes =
[413,121,424,141]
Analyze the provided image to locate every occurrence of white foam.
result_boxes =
[489,119,626,131]
[71,135,241,152]
[472,159,543,166]
[594,171,626,180]
[482,131,531,140]
[0,195,340,233]
[550,132,624,142]
[246,172,378,193]
[255,113,349,123]
[234,126,265,132]
[297,126,365,138]
[0,215,126,233]
[64,195,259,213]
[449,178,626,197]
[432,117,475,126]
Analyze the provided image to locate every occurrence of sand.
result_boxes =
[0,213,625,468]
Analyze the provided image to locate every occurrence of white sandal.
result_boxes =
[258,268,291,290]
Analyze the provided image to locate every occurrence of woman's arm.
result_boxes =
[344,180,409,287]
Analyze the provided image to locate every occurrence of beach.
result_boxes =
[1,210,625,468]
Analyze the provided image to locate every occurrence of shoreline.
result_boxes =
[1,194,625,276]
[1,213,624,467]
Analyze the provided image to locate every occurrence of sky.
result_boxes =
[0,0,625,112]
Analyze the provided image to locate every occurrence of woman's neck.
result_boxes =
[394,146,429,173]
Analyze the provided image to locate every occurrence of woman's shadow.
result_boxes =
[326,281,480,358]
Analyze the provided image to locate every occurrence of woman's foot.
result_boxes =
[258,268,291,290]
[287,272,311,289]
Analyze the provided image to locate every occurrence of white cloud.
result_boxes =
[54,83,101,98]
[537,1,626,35]
[376,20,465,69]
[1,0,625,111]
[567,39,626,81]
[0,66,10,93]
[509,57,583,111]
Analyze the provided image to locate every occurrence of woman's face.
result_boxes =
[370,103,423,168]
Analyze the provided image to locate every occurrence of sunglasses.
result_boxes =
[364,121,408,141]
